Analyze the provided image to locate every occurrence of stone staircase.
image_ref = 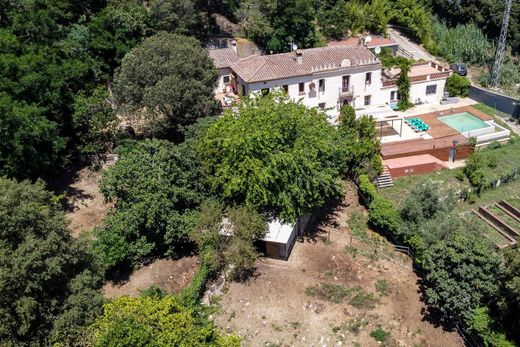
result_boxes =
[376,165,394,188]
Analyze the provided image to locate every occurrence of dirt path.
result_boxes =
[213,182,463,347]
[103,257,199,298]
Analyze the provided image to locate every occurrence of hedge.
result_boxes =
[356,175,402,236]
[358,174,378,205]
[368,196,401,235]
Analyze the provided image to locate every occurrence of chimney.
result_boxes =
[296,49,303,64]
[231,40,237,53]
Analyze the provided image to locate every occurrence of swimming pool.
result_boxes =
[438,112,491,133]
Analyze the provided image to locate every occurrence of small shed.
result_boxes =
[261,220,299,260]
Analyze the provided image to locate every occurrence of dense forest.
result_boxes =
[0,0,519,346]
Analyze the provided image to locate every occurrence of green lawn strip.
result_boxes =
[506,196,520,209]
[463,212,510,246]
[487,205,520,232]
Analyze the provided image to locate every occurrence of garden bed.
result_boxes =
[463,212,511,247]
[486,204,520,235]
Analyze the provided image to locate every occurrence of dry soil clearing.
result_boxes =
[103,257,199,298]
[51,162,199,297]
[49,163,110,238]
[213,183,463,347]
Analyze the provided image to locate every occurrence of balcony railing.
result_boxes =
[339,85,354,99]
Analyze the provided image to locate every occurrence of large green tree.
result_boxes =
[0,177,104,346]
[149,0,209,41]
[113,32,219,137]
[96,139,206,268]
[422,231,502,322]
[199,93,346,221]
[237,0,319,52]
[337,105,382,177]
[90,295,240,346]
[72,86,117,155]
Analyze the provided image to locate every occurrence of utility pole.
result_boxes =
[490,0,513,88]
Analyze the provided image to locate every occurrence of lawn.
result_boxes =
[381,138,520,211]
[505,196,520,210]
[462,212,511,246]
[487,204,520,232]
[380,136,520,248]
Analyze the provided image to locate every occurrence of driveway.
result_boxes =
[387,25,435,61]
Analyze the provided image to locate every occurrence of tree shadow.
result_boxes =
[232,266,262,285]
[416,277,458,333]
[300,196,346,244]
[46,159,95,212]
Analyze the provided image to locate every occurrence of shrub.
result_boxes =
[358,174,378,205]
[455,169,466,181]
[368,196,401,235]
[446,74,471,97]
[370,327,390,342]
[430,19,491,64]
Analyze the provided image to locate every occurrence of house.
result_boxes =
[208,44,240,95]
[208,43,451,120]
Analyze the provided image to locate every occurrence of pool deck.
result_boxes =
[381,105,491,160]
[405,106,493,138]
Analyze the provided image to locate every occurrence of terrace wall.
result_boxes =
[382,142,473,161]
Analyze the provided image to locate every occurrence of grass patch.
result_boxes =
[305,283,358,304]
[370,327,390,343]
[461,212,510,246]
[306,283,378,309]
[350,291,378,309]
[332,316,368,335]
[348,212,368,238]
[487,204,520,231]
[375,279,390,296]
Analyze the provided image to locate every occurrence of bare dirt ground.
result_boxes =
[103,257,199,298]
[50,162,110,238]
[213,182,463,347]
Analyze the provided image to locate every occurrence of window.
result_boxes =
[319,79,325,92]
[390,91,396,101]
[342,75,350,92]
[223,75,231,84]
[365,72,372,85]
[298,82,305,94]
[318,102,326,109]
[364,95,371,106]
[261,88,269,96]
[282,85,289,93]
[426,84,437,95]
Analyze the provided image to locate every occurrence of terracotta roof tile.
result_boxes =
[230,46,380,83]
[208,48,240,69]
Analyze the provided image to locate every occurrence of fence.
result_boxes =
[469,85,520,118]
[346,233,415,271]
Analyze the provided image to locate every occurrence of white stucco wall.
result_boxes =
[237,64,384,117]
[215,67,233,94]
[381,78,447,105]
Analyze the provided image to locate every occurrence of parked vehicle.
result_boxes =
[450,63,468,76]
